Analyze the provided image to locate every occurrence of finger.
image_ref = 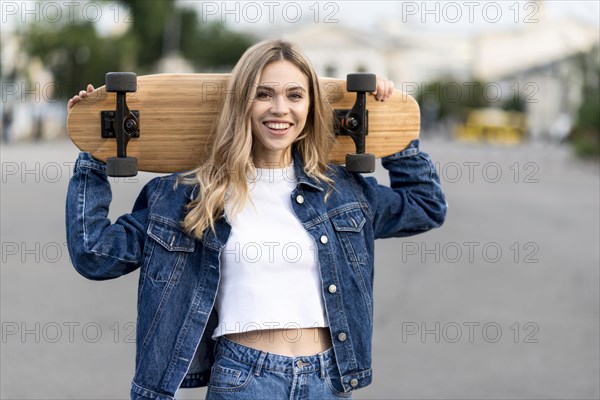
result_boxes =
[382,79,390,101]
[373,77,384,101]
[371,77,381,100]
[384,80,394,101]
[68,95,80,110]
[378,77,389,102]
[86,84,94,93]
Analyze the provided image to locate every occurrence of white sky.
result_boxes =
[1,1,598,37]
[181,1,600,34]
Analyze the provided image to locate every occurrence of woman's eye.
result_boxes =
[289,92,303,101]
[256,91,271,100]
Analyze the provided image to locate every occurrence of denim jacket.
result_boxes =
[65,140,446,399]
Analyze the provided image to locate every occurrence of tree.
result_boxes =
[118,0,255,72]
[22,21,136,99]
[19,0,256,100]
[569,45,600,159]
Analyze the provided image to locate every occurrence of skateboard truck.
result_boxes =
[335,73,377,173]
[101,72,139,177]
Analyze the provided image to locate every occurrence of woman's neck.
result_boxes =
[252,149,293,168]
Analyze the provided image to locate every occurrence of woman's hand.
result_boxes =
[372,76,394,102]
[67,84,95,111]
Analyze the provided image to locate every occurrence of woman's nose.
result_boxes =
[269,95,289,115]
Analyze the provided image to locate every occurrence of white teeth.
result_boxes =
[265,122,290,130]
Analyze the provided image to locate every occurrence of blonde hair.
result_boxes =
[180,39,335,238]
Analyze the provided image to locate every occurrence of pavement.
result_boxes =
[1,138,598,399]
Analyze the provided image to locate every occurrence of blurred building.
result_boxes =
[281,8,599,141]
[282,23,473,85]
[473,17,598,140]
[1,34,66,143]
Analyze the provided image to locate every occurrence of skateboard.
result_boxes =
[67,73,420,176]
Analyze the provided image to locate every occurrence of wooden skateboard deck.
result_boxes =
[67,74,420,173]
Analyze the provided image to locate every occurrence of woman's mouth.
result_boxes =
[264,122,292,135]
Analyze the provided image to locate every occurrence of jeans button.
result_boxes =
[296,195,304,204]
[320,235,329,244]
[350,378,359,387]
[328,284,337,293]
[337,332,347,342]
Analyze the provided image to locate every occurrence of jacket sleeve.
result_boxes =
[65,152,159,280]
[353,139,447,239]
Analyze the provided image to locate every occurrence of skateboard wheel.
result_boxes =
[346,73,376,93]
[106,157,138,177]
[346,153,375,173]
[105,72,137,92]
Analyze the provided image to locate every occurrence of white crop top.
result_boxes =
[212,163,328,339]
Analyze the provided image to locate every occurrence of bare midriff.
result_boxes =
[226,327,332,356]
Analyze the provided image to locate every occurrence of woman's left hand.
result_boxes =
[372,76,395,102]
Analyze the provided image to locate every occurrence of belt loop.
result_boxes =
[318,352,326,379]
[254,351,267,376]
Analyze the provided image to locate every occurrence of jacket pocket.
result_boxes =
[208,353,255,392]
[330,207,366,233]
[330,207,367,263]
[144,217,195,282]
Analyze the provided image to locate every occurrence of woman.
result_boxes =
[67,40,446,400]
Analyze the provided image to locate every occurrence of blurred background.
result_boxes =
[1,1,599,399]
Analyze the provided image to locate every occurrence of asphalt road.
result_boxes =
[1,138,598,399]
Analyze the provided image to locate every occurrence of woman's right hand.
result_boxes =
[67,84,95,111]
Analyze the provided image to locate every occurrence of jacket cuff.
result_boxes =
[73,152,107,174]
[381,139,420,161]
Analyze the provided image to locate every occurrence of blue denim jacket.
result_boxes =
[65,140,446,399]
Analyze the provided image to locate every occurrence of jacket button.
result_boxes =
[296,195,304,204]
[320,235,329,244]
[350,379,359,387]
[328,284,337,293]
[337,332,347,342]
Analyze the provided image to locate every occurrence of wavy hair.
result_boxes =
[180,40,335,238]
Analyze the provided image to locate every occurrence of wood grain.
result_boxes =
[67,74,420,173]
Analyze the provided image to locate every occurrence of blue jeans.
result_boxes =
[205,336,352,399]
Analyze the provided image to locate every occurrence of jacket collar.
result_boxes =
[292,145,325,192]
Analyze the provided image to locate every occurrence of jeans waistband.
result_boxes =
[215,335,336,375]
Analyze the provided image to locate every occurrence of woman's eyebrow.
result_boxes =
[256,84,307,92]
[285,85,307,92]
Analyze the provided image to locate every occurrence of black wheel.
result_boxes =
[106,157,138,177]
[105,72,137,93]
[346,153,375,173]
[346,73,376,93]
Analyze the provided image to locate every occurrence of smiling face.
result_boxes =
[250,60,310,168]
